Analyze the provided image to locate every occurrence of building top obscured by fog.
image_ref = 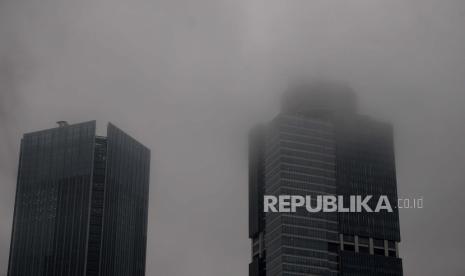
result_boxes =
[281,81,358,115]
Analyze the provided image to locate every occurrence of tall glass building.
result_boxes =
[8,121,151,276]
[249,82,403,276]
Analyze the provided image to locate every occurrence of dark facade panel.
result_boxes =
[248,126,267,276]
[335,116,401,241]
[8,121,96,276]
[86,137,108,276]
[249,255,266,276]
[340,251,403,276]
[248,126,266,239]
[263,115,339,276]
[100,123,151,276]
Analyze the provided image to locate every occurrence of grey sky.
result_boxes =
[1,0,465,275]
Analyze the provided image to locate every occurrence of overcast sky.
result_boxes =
[1,0,465,275]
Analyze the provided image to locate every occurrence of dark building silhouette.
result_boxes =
[249,82,402,275]
[8,121,150,276]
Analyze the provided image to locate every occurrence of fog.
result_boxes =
[1,0,465,275]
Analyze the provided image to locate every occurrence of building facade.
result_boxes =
[249,82,403,276]
[8,121,150,276]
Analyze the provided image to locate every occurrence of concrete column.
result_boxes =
[369,238,374,255]
[339,234,344,251]
[384,240,389,257]
[251,239,255,259]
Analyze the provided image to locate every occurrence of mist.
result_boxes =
[1,0,465,275]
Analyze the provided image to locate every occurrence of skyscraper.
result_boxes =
[249,82,403,276]
[8,121,150,276]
